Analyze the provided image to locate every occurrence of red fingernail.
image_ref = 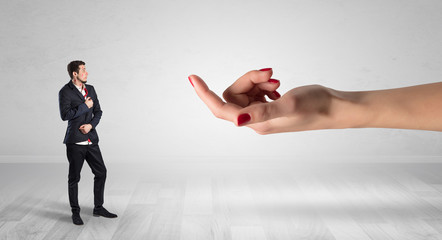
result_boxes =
[273,91,281,98]
[188,76,194,87]
[259,68,272,71]
[237,113,251,126]
[268,79,279,84]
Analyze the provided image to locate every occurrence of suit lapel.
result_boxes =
[68,80,86,101]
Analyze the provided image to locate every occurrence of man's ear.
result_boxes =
[73,72,77,77]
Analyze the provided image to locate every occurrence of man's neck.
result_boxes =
[72,79,84,88]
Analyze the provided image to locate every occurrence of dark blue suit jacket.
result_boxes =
[59,80,103,144]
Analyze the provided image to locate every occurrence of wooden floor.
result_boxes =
[2,160,442,240]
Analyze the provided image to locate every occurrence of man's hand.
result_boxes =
[85,97,93,108]
[79,124,93,134]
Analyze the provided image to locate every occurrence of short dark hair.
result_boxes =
[67,60,85,79]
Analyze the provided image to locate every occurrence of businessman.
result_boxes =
[59,60,117,225]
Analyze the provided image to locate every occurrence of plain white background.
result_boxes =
[0,0,441,163]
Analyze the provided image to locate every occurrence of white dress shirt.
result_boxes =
[74,83,92,145]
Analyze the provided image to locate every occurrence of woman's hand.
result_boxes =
[190,68,442,133]
[189,68,354,134]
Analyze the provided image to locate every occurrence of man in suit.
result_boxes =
[59,60,117,225]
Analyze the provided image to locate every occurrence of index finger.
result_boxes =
[226,68,273,95]
[189,75,242,125]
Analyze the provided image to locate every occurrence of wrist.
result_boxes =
[328,89,375,129]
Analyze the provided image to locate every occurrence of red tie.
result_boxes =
[83,87,91,143]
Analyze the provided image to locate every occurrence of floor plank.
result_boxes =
[0,162,442,239]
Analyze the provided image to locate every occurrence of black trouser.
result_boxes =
[66,143,107,213]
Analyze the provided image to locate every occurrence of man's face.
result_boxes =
[74,65,88,83]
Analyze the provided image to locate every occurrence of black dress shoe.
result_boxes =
[72,213,84,225]
[93,207,118,218]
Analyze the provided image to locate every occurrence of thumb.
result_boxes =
[236,100,290,126]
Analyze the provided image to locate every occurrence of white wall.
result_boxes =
[1,0,441,163]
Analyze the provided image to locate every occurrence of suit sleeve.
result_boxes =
[59,88,89,121]
[89,86,103,128]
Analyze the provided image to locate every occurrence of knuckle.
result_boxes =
[244,70,260,81]
[253,122,273,135]
[250,70,261,79]
[260,104,272,120]
[212,110,223,119]
[222,90,232,102]
[246,70,259,75]
[255,130,269,135]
